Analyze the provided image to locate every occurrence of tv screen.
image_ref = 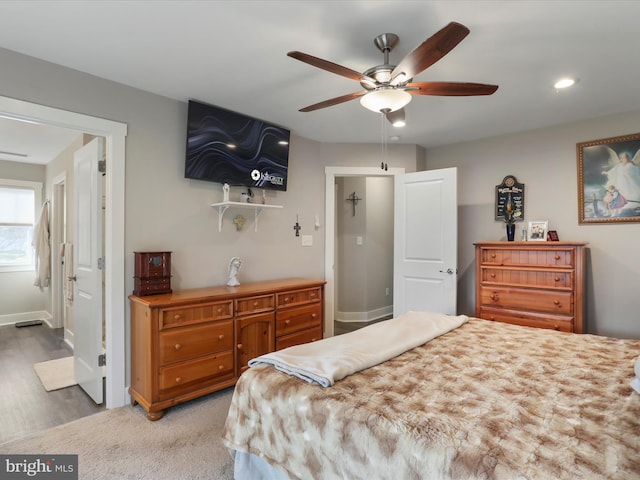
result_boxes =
[185,100,290,191]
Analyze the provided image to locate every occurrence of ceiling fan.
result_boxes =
[288,22,498,125]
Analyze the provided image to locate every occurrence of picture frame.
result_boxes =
[577,132,640,224]
[527,221,548,241]
[547,230,559,241]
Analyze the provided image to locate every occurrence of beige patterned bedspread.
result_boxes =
[223,319,640,480]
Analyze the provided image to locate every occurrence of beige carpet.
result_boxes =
[0,387,235,480]
[34,356,76,391]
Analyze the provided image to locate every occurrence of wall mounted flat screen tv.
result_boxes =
[185,100,290,191]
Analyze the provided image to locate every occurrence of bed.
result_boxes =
[222,313,640,480]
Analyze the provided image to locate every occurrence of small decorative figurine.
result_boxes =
[227,256,242,286]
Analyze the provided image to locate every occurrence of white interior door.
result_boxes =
[393,167,457,317]
[73,137,104,404]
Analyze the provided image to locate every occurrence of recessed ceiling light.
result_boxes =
[554,77,576,89]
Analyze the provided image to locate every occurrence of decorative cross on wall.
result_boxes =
[293,214,301,236]
[346,191,362,216]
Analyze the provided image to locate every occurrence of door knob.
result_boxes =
[439,268,454,275]
[68,275,77,282]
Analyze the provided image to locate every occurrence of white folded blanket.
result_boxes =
[248,311,468,387]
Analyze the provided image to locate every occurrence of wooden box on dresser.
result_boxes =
[475,242,587,333]
[129,277,325,420]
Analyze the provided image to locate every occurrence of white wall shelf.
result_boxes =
[210,201,282,232]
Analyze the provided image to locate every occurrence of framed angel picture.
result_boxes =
[577,132,640,223]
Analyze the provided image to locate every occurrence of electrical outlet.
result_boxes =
[385,288,390,296]
[356,236,363,245]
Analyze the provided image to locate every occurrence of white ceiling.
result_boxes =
[2,0,640,165]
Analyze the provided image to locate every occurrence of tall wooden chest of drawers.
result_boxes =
[475,242,587,333]
[129,277,325,420]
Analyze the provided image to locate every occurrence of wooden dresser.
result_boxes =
[475,242,587,333]
[129,277,325,420]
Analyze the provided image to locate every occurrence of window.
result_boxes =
[0,179,42,272]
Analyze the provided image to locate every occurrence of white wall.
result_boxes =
[426,110,640,338]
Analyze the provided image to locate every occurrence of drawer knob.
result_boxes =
[311,313,317,318]
[310,292,316,298]
[489,316,495,321]
[253,301,259,307]
[174,343,182,351]
[554,255,561,261]
[237,343,243,350]
[554,276,560,282]
[218,334,225,340]
[217,307,222,313]
[554,325,560,331]
[218,365,225,371]
[490,293,499,301]
[285,319,291,325]
[553,300,560,306]
[174,314,181,321]
[491,253,496,259]
[490,273,496,278]
[175,377,182,384]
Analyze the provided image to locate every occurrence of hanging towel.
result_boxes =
[32,202,51,290]
[62,242,74,305]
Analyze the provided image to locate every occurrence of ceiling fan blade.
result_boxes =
[288,51,377,84]
[407,81,498,96]
[391,22,470,83]
[298,91,368,112]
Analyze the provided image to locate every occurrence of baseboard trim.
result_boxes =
[0,310,52,327]
[336,305,393,323]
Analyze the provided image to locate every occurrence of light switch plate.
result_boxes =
[301,235,313,246]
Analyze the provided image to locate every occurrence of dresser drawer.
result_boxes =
[480,248,576,268]
[277,287,322,309]
[276,303,322,337]
[158,351,234,392]
[236,294,274,315]
[134,277,172,296]
[159,320,233,365]
[276,326,323,350]
[479,286,573,315]
[480,267,573,289]
[479,307,573,332]
[160,301,233,329]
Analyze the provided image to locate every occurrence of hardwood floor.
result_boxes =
[0,323,104,445]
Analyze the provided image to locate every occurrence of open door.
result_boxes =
[73,137,104,404]
[393,168,457,317]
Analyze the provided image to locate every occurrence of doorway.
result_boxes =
[324,166,405,338]
[0,95,127,409]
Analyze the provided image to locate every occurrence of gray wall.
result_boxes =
[427,111,640,338]
[0,48,421,337]
[2,46,638,341]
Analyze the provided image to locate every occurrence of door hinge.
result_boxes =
[98,353,106,367]
[98,257,105,270]
[98,160,106,174]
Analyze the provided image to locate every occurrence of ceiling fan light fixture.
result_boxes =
[360,88,412,113]
[386,108,406,127]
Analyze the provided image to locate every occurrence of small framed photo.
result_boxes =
[527,221,548,241]
[547,230,559,241]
